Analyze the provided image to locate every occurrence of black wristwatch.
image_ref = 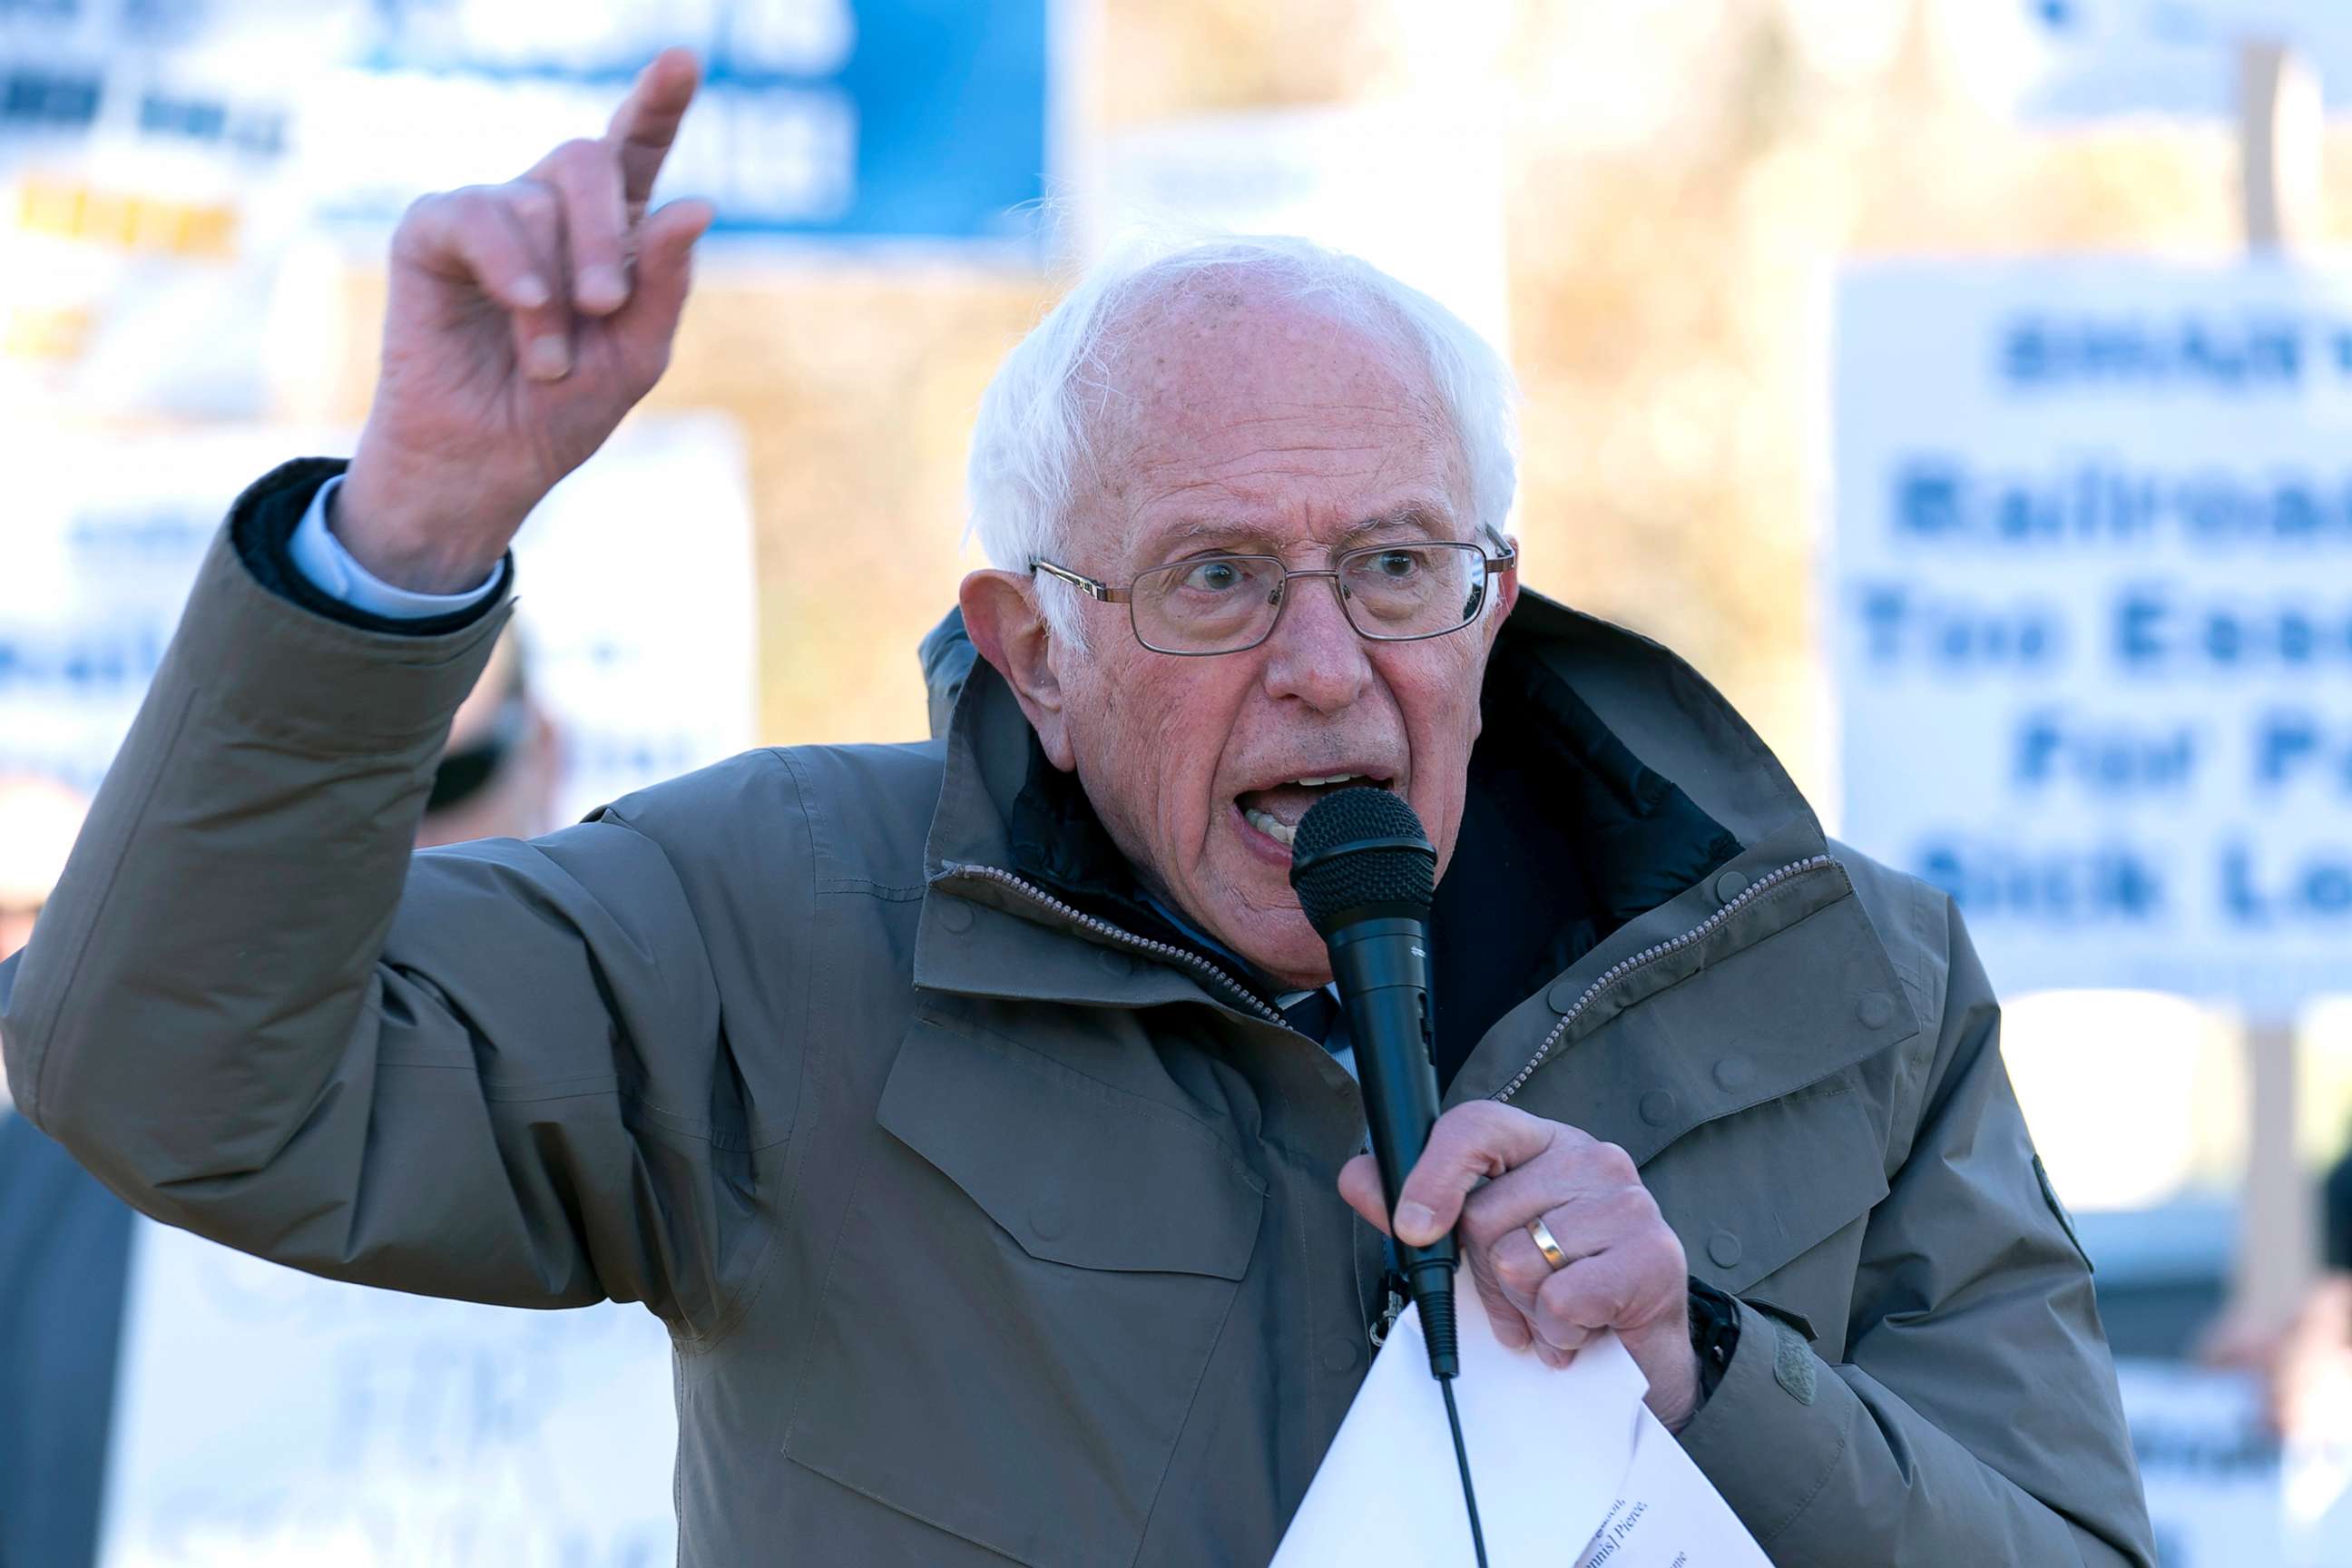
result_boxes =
[1688,1277,1741,1401]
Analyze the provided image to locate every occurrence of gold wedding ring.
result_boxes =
[1527,1215,1569,1271]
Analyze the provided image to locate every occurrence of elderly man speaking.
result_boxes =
[2,51,2151,1567]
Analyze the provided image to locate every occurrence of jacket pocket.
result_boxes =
[1642,1079,1890,1362]
[781,1015,1264,1568]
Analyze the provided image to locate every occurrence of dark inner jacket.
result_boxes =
[920,606,1744,1090]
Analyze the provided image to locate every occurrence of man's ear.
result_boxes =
[959,569,1076,770]
[1484,537,1522,648]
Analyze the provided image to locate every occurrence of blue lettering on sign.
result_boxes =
[1997,313,2305,390]
[2014,709,2199,794]
[0,625,172,693]
[2,66,100,126]
[2221,840,2352,925]
[1919,837,2165,923]
[1855,583,2063,671]
[1896,461,1965,536]
[2032,0,2076,34]
[1888,455,2352,549]
[2112,583,2352,674]
[2254,711,2352,792]
[355,0,1052,243]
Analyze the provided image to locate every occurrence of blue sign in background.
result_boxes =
[353,0,1055,242]
[809,0,1051,241]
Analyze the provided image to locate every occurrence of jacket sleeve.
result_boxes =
[1674,894,2156,1565]
[0,465,761,1337]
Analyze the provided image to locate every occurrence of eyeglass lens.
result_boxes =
[1129,544,1488,654]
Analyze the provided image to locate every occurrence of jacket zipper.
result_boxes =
[1493,855,1838,1104]
[939,863,1289,1025]
[946,854,1844,1097]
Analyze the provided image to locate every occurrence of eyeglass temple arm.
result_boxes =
[1029,559,1129,603]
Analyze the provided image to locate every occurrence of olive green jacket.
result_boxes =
[1,462,2153,1565]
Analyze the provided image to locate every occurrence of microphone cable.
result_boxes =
[1387,1238,1488,1566]
[1438,1359,1489,1567]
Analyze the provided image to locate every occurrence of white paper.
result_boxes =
[1572,1407,1773,1568]
[1274,1297,1766,1566]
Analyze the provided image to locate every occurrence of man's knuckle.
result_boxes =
[1587,1140,1637,1181]
[1534,1286,1586,1340]
[398,189,456,231]
[1491,1243,1544,1298]
[554,136,607,173]
[1456,1193,1503,1251]
[505,180,558,223]
[1423,1106,1477,1154]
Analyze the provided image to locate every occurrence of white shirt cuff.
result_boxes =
[286,475,503,619]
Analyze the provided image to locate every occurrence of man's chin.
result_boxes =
[1217,908,1331,993]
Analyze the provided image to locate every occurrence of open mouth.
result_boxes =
[1235,774,1395,849]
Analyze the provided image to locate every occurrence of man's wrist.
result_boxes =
[1679,1277,1742,1431]
[334,456,520,594]
[289,477,504,619]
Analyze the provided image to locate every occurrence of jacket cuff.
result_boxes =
[230,457,514,638]
[183,463,516,754]
[1672,1295,1848,1546]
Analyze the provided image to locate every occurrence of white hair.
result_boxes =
[965,232,1522,647]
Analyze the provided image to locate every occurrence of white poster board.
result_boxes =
[2116,1357,2352,1565]
[0,414,756,826]
[99,1223,679,1568]
[0,416,755,1567]
[1831,260,2352,1011]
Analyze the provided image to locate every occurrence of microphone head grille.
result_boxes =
[1288,788,1435,936]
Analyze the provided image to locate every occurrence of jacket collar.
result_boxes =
[910,591,1917,1155]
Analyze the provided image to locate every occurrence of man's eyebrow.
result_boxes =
[1139,504,1457,559]
[1336,505,1454,545]
[1144,517,1262,554]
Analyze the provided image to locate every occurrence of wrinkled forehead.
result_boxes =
[1076,284,1468,565]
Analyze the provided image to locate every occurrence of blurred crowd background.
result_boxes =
[7,1,2352,1564]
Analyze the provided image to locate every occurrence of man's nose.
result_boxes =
[1259,575,1373,711]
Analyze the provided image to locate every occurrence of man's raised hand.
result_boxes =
[337,48,714,593]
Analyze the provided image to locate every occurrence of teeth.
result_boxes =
[1291,774,1363,788]
[1244,808,1297,847]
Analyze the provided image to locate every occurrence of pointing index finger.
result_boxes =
[605,46,701,211]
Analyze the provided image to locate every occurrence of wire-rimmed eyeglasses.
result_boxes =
[1030,532,1518,656]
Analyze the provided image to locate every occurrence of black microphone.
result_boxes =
[1292,788,1489,1566]
[1289,787,1461,1382]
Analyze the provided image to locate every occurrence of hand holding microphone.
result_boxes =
[1298,789,1701,1431]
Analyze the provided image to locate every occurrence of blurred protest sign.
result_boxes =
[298,0,1056,245]
[0,0,334,413]
[2019,0,2352,116]
[1,1,1059,414]
[0,415,755,823]
[99,1221,677,1568]
[2115,1357,2352,1565]
[1831,260,2352,1014]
